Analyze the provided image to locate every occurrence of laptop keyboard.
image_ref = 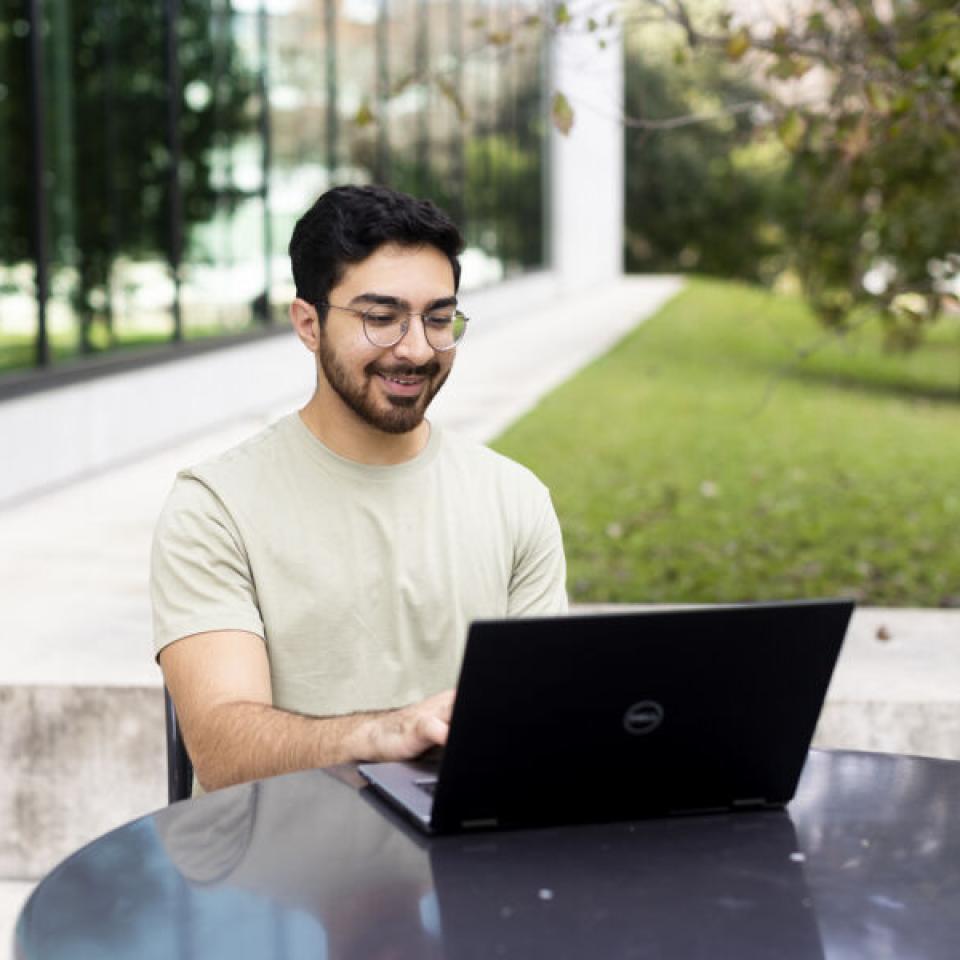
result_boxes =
[414,777,437,796]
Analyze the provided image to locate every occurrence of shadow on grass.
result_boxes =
[782,366,960,407]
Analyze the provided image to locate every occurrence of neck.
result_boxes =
[298,390,431,465]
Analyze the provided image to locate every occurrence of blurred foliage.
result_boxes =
[462,131,544,270]
[623,48,799,282]
[620,0,960,351]
[0,0,255,349]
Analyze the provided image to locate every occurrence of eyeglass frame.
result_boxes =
[314,299,469,352]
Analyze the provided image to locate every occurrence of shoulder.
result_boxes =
[432,429,554,526]
[435,428,549,494]
[155,416,306,537]
[177,414,301,494]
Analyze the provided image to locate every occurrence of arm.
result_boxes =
[160,629,453,792]
[507,489,569,617]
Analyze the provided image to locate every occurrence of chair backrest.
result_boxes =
[164,687,194,804]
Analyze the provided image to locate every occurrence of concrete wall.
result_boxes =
[1,335,316,507]
[0,686,165,879]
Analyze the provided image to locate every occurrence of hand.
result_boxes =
[359,689,454,762]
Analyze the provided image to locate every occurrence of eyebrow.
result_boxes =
[347,293,459,311]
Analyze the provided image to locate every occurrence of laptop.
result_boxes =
[358,599,854,834]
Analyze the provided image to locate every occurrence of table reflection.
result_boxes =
[20,771,440,960]
[420,810,823,959]
[792,751,960,960]
[16,751,960,960]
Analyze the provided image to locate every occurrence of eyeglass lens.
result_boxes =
[363,307,467,350]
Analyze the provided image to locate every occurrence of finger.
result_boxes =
[418,713,449,746]
[437,691,455,722]
[432,688,455,719]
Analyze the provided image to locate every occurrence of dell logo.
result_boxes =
[623,700,664,735]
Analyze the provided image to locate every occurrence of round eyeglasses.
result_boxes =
[317,302,468,352]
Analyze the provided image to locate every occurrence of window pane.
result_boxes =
[0,4,37,373]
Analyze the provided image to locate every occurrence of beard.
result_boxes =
[317,335,451,435]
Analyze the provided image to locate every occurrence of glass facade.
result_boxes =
[0,0,548,384]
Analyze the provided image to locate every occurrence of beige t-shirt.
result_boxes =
[151,413,568,716]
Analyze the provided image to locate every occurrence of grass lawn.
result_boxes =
[493,277,960,607]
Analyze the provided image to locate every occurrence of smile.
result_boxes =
[375,371,427,397]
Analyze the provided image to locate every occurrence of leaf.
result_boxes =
[776,109,806,150]
[552,91,574,136]
[840,115,870,159]
[487,30,512,46]
[554,2,571,27]
[891,91,914,115]
[435,77,467,122]
[768,54,813,80]
[353,102,375,128]
[587,17,598,32]
[726,27,751,62]
[391,72,416,96]
[865,81,889,112]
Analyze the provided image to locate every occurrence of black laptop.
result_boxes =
[358,599,854,834]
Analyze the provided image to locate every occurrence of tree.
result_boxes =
[618,0,960,348]
[624,42,798,283]
[0,0,256,352]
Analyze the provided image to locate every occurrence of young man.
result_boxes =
[152,185,568,792]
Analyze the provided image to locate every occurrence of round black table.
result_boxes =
[14,750,960,959]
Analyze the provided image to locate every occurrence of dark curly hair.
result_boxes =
[288,185,464,318]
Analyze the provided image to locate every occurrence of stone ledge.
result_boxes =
[0,686,165,880]
[813,700,960,760]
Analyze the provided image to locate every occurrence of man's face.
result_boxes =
[316,243,457,435]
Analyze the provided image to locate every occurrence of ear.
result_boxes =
[290,298,320,352]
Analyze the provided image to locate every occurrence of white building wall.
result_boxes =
[549,3,624,291]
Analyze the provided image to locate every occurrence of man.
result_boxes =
[152,185,567,792]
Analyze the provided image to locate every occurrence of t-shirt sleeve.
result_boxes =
[151,473,266,656]
[507,485,569,617]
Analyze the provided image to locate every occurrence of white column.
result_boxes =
[549,1,624,292]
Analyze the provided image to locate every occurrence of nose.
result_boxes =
[391,315,436,366]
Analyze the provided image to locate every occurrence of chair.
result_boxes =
[164,687,194,803]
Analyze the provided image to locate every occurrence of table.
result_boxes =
[13,750,960,959]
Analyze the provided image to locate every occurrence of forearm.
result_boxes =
[191,691,453,792]
[191,700,377,791]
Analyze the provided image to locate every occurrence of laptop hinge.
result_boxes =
[461,817,499,829]
[732,797,768,809]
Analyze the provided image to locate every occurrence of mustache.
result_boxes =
[366,361,441,378]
